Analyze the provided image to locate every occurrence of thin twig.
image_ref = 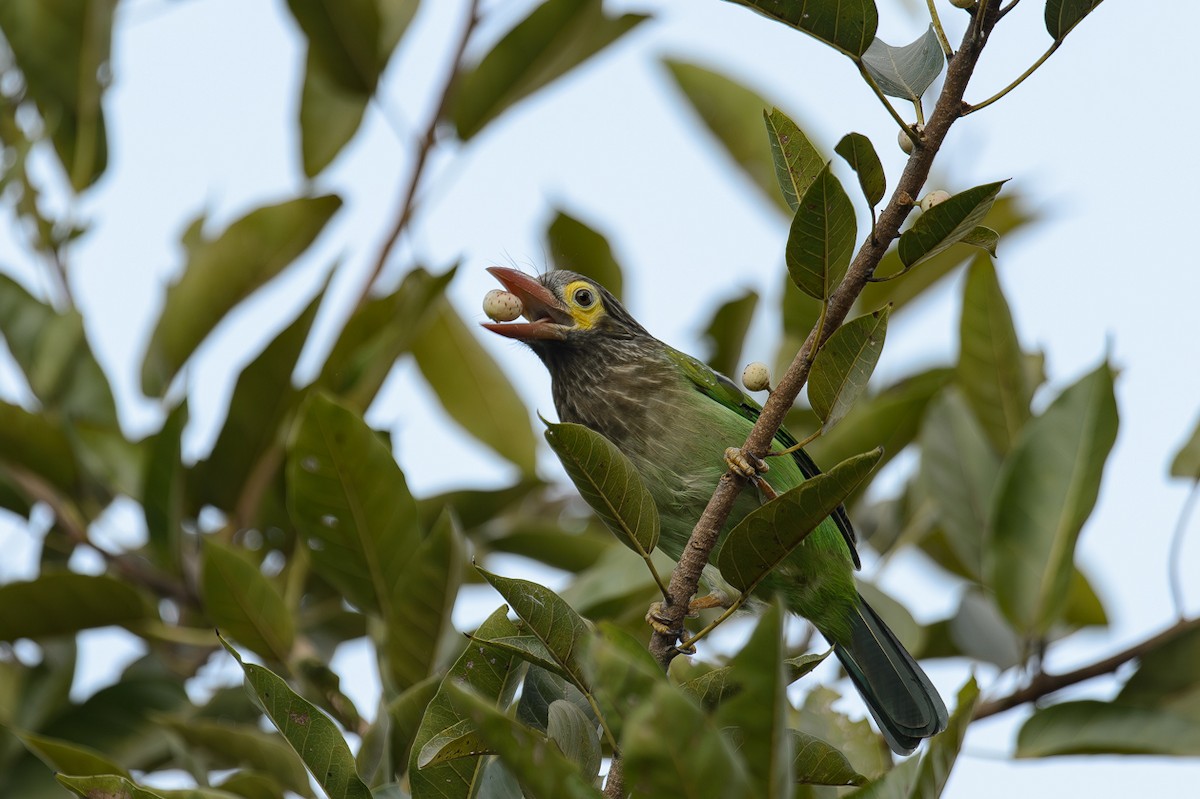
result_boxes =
[355,0,482,309]
[965,40,1060,114]
[1169,481,1199,619]
[926,0,955,58]
[973,616,1200,720]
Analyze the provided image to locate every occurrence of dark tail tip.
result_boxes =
[833,593,949,756]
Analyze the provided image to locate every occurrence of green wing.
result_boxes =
[669,348,861,569]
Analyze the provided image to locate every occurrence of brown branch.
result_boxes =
[973,616,1200,720]
[355,0,481,309]
[604,6,1005,797]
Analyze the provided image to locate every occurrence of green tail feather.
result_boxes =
[832,593,949,756]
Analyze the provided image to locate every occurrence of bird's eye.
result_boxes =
[573,287,595,308]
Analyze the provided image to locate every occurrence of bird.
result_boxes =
[482,266,948,755]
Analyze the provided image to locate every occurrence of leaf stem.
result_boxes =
[854,58,920,139]
[965,41,1059,115]
[643,554,671,602]
[1170,481,1199,619]
[926,0,955,57]
[677,593,753,652]
[767,427,822,458]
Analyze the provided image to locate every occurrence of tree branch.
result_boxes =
[973,616,1200,720]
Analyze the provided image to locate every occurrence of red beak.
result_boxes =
[482,267,571,341]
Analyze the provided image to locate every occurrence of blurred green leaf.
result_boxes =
[201,538,294,663]
[15,731,129,779]
[794,686,888,780]
[443,683,602,798]
[988,361,1118,636]
[791,729,866,786]
[220,636,372,799]
[723,0,878,57]
[484,523,614,574]
[0,573,148,641]
[452,0,647,140]
[546,210,624,300]
[417,479,541,530]
[159,718,312,797]
[714,601,791,797]
[193,289,322,514]
[0,0,114,190]
[581,623,663,739]
[142,195,341,396]
[287,392,419,616]
[718,449,880,592]
[1062,567,1108,629]
[387,674,440,781]
[516,666,594,733]
[382,509,464,691]
[411,297,537,474]
[702,289,759,378]
[1118,625,1200,717]
[215,771,288,799]
[1017,700,1200,756]
[958,257,1031,454]
[142,401,186,569]
[664,60,787,214]
[861,27,944,102]
[809,305,890,430]
[0,274,117,425]
[622,683,752,798]
[1170,413,1200,479]
[0,400,78,493]
[543,420,660,559]
[416,718,487,768]
[57,774,166,799]
[917,388,999,578]
[680,650,829,710]
[477,568,592,691]
[898,181,1005,268]
[947,588,1022,669]
[835,132,885,208]
[765,108,825,213]
[547,700,602,781]
[786,164,857,300]
[1045,0,1105,40]
[409,606,523,798]
[961,225,999,257]
[320,266,454,410]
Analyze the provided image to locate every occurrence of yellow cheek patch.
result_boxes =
[563,280,606,329]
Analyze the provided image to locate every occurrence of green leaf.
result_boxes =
[916,388,1000,578]
[381,509,464,691]
[470,634,566,680]
[411,297,537,474]
[680,651,829,710]
[220,636,372,799]
[193,287,322,513]
[320,265,453,410]
[835,132,885,208]
[1062,564,1109,629]
[408,607,524,798]
[702,289,759,378]
[1118,626,1200,718]
[286,392,420,617]
[16,731,130,779]
[476,568,592,691]
[142,401,187,569]
[416,718,489,768]
[621,683,753,798]
[1170,413,1200,479]
[542,420,660,557]
[0,573,148,641]
[723,0,879,57]
[443,684,603,798]
[861,27,945,102]
[0,274,117,425]
[0,0,115,190]
[809,305,890,430]
[987,361,1119,635]
[516,666,594,733]
[0,400,78,493]
[57,774,166,799]
[142,195,342,395]
[786,164,857,300]
[1045,0,1105,40]
[158,718,312,797]
[765,108,825,213]
[714,601,791,798]
[961,225,999,257]
[717,449,881,592]
[1017,701,1200,757]
[664,61,787,214]
[452,0,647,140]
[581,623,664,739]
[791,730,866,786]
[485,522,614,574]
[546,700,602,781]
[898,181,1005,268]
[958,258,1031,454]
[938,588,1022,668]
[387,674,440,780]
[201,539,294,663]
[546,210,624,301]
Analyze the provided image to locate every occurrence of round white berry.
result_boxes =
[919,190,951,212]
[483,289,523,322]
[742,362,771,392]
[898,124,922,154]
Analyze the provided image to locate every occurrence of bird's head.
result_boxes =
[482,267,649,349]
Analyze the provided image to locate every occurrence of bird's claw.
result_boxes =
[646,602,697,654]
[724,447,777,499]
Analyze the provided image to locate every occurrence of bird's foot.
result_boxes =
[724,447,778,500]
[646,593,732,655]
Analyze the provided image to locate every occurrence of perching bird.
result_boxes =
[483,267,948,755]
